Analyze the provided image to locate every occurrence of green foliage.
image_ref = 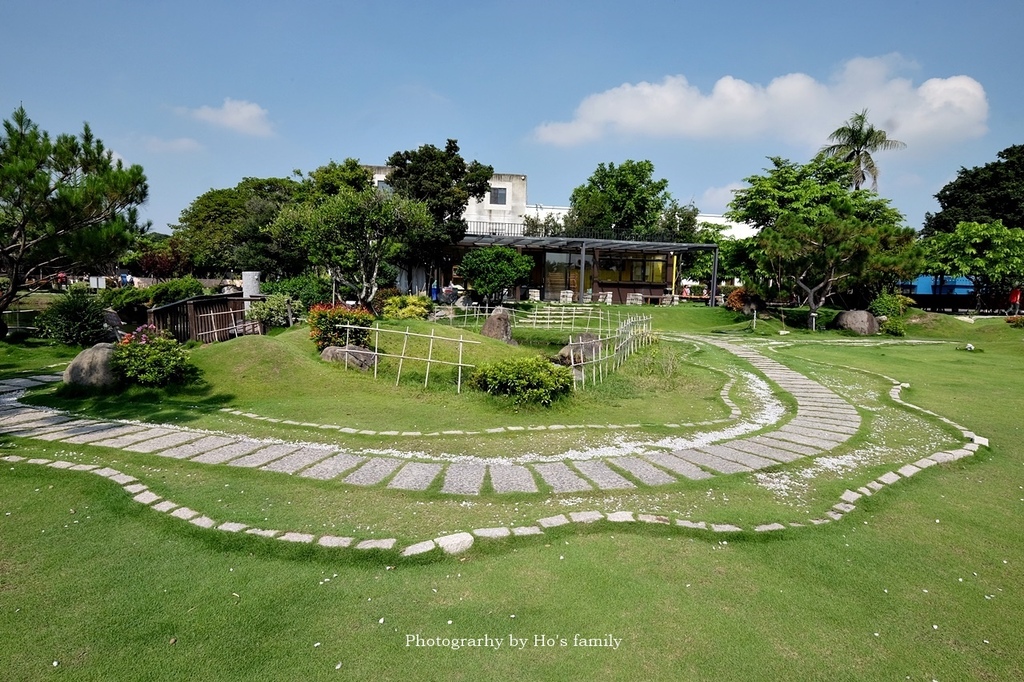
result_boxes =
[246,294,300,328]
[879,317,907,337]
[261,273,334,310]
[1007,316,1024,328]
[147,276,205,307]
[457,246,534,302]
[469,356,574,407]
[820,109,906,190]
[371,286,402,314]
[306,303,375,351]
[0,106,148,315]
[868,291,915,318]
[111,324,199,387]
[920,220,1024,311]
[566,159,671,239]
[99,285,151,321]
[36,286,109,346]
[778,307,841,330]
[923,144,1024,235]
[381,295,433,320]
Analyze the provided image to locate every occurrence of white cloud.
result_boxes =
[533,55,987,149]
[143,136,203,153]
[699,183,746,214]
[179,98,273,137]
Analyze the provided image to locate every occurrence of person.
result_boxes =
[1007,285,1021,316]
[431,279,439,302]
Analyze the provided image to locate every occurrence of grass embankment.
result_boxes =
[1,306,1023,680]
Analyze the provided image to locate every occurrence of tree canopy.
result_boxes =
[922,145,1024,236]
[566,160,671,239]
[0,106,148,313]
[820,109,906,191]
[457,246,534,303]
[920,220,1024,311]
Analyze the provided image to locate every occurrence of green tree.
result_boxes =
[457,246,535,304]
[820,109,906,190]
[566,160,671,239]
[920,221,1024,311]
[272,186,431,306]
[922,145,1024,236]
[0,106,148,313]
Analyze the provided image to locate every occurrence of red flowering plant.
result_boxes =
[306,303,375,352]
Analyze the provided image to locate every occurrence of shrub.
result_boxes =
[111,324,199,387]
[1007,315,1024,328]
[37,286,109,346]
[246,294,301,328]
[262,273,334,310]
[306,303,375,351]
[99,285,151,322]
[869,291,915,318]
[879,317,907,337]
[469,356,574,407]
[778,307,841,329]
[382,295,434,320]
[371,286,403,314]
[147,276,204,307]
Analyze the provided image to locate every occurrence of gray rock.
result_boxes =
[320,344,377,370]
[832,310,880,335]
[480,307,513,343]
[557,333,600,366]
[453,295,473,308]
[63,343,118,388]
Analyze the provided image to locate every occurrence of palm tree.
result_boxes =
[821,109,906,191]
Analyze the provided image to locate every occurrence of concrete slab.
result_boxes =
[158,435,239,459]
[696,444,777,470]
[91,427,178,449]
[533,463,593,493]
[573,460,636,489]
[608,457,676,485]
[227,443,301,468]
[728,439,802,463]
[299,454,365,480]
[441,463,486,495]
[191,440,266,464]
[642,452,714,480]
[673,449,752,474]
[260,446,335,474]
[488,465,538,493]
[387,462,442,491]
[341,457,402,485]
[62,424,151,444]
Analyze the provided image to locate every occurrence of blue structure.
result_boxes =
[905,275,974,296]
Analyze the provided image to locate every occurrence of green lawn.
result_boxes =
[2,306,1023,680]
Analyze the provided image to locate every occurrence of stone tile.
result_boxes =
[342,457,402,485]
[569,511,603,523]
[279,532,314,543]
[488,465,538,493]
[573,460,636,489]
[260,446,336,474]
[299,454,365,480]
[123,483,148,493]
[170,506,199,520]
[318,535,353,548]
[436,532,474,554]
[748,435,823,457]
[840,489,862,503]
[728,439,802,463]
[833,502,856,513]
[109,474,136,484]
[31,421,111,441]
[69,464,98,471]
[118,430,200,453]
[533,463,593,493]
[47,460,75,469]
[91,428,178,449]
[228,443,301,468]
[355,538,396,550]
[642,453,713,480]
[696,444,777,470]
[246,528,280,538]
[473,527,511,538]
[866,481,884,491]
[638,514,670,524]
[401,540,436,556]
[755,523,786,532]
[774,428,847,448]
[388,462,442,491]
[511,526,542,536]
[711,523,741,532]
[441,463,486,495]
[537,514,569,528]
[973,435,989,447]
[608,457,676,485]
[218,522,248,533]
[191,440,266,464]
[152,500,178,512]
[897,464,921,478]
[877,472,901,485]
[1,454,25,462]
[62,424,151,444]
[191,516,216,528]
[133,491,160,505]
[914,458,937,469]
[606,511,635,522]
[92,467,122,478]
[1,414,74,433]
[674,449,751,475]
[826,510,844,520]
[157,435,240,460]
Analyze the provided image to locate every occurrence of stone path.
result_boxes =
[0,341,990,558]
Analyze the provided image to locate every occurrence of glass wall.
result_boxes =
[597,255,667,283]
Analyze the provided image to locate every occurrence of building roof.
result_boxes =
[458,233,716,255]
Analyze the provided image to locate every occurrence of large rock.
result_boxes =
[557,333,601,365]
[63,343,118,388]
[832,310,880,335]
[320,344,378,371]
[480,307,513,343]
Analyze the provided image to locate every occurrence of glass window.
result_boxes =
[490,187,507,205]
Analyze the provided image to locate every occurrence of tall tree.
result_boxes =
[566,160,671,239]
[920,221,1024,311]
[922,145,1024,236]
[820,109,906,190]
[385,140,492,288]
[0,106,148,313]
[457,246,534,304]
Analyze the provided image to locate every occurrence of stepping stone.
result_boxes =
[228,443,301,468]
[778,425,849,443]
[747,435,821,457]
[727,439,801,463]
[219,522,248,533]
[133,491,160,505]
[355,538,396,550]
[388,462,442,491]
[279,532,314,543]
[570,511,604,523]
[16,419,97,438]
[435,532,474,554]
[401,540,436,556]
[772,430,845,449]
[299,453,365,480]
[537,515,569,528]
[0,414,73,433]
[788,418,860,434]
[190,516,216,528]
[33,421,119,441]
[673,449,752,474]
[191,440,266,464]
[606,511,635,522]
[511,526,542,536]
[152,501,178,513]
[755,523,786,532]
[0,410,53,427]
[441,463,486,495]
[696,444,777,470]
[711,523,742,532]
[533,463,593,493]
[170,506,199,520]
[0,378,44,388]
[122,430,202,450]
[573,460,635,489]
[609,457,676,485]
[642,452,713,480]
[62,424,151,444]
[488,465,538,493]
[261,446,336,474]
[342,457,402,485]
[91,427,178,449]
[318,535,353,548]
[158,435,239,459]
[473,527,511,538]
[877,472,901,485]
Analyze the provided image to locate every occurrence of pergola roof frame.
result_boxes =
[457,233,718,255]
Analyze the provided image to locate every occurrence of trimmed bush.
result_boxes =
[262,273,334,310]
[879,317,907,337]
[306,303,375,351]
[469,356,574,407]
[111,324,199,387]
[869,291,915,318]
[246,294,300,328]
[371,286,402,314]
[37,286,109,346]
[778,307,841,330]
[382,295,434,320]
[99,285,151,322]
[147,276,204,307]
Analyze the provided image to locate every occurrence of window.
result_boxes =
[490,187,507,205]
[377,180,392,193]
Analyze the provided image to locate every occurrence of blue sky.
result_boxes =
[3,1,1021,235]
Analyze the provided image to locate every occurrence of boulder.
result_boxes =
[480,307,513,344]
[63,343,118,388]
[557,333,601,365]
[320,344,377,371]
[832,310,880,335]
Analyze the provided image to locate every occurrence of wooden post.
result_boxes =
[373,324,379,379]
[424,329,435,388]
[186,300,197,342]
[457,335,464,394]
[396,327,409,386]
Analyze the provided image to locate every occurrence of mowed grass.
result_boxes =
[1,306,1023,680]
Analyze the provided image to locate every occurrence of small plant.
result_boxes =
[147,276,204,307]
[469,356,574,407]
[371,286,403,314]
[306,303,375,351]
[111,324,200,387]
[262,273,334,310]
[246,294,301,328]
[869,291,915,318]
[1007,315,1024,328]
[879,317,907,337]
[36,285,109,346]
[382,295,434,320]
